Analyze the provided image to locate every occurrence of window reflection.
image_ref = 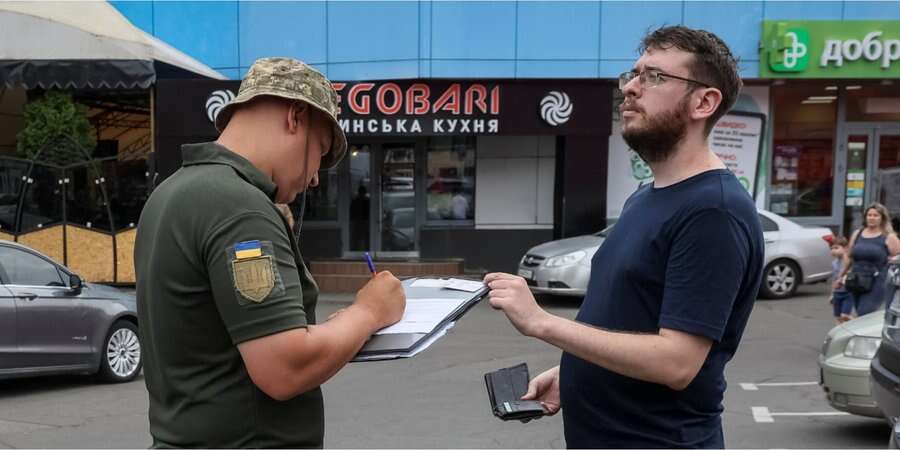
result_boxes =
[426,137,475,222]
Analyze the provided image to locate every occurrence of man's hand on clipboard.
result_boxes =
[354,271,406,330]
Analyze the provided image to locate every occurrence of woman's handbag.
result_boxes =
[845,266,878,294]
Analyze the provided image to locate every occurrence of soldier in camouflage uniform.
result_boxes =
[135,57,406,448]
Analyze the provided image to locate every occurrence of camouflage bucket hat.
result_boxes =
[215,57,348,170]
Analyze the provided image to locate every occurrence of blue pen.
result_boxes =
[364,252,376,276]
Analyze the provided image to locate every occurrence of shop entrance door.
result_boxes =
[840,125,900,234]
[343,141,421,258]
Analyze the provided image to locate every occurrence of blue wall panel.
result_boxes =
[107,1,900,81]
[327,61,419,80]
[431,60,516,78]
[154,1,239,70]
[763,1,843,20]
[111,1,153,34]
[599,59,636,79]
[517,2,600,60]
[683,2,764,64]
[516,60,599,78]
[842,1,900,19]
[328,2,419,63]
[239,2,327,67]
[431,2,516,59]
[600,2,683,61]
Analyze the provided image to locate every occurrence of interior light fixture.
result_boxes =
[825,86,838,91]
[807,96,838,100]
[846,85,862,90]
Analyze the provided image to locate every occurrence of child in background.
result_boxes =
[830,236,854,324]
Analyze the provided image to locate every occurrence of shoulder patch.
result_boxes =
[228,240,282,304]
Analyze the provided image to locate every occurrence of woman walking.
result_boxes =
[837,203,900,315]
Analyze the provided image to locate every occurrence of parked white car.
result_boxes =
[517,210,833,299]
[818,311,884,418]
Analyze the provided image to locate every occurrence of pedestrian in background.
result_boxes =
[836,203,900,316]
[829,236,854,323]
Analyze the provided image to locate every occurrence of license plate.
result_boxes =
[518,269,533,279]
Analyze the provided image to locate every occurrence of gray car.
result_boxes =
[0,240,141,383]
[518,210,833,299]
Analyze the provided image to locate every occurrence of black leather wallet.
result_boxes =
[484,363,546,421]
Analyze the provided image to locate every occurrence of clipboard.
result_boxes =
[352,276,489,361]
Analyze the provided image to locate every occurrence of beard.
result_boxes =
[621,95,690,164]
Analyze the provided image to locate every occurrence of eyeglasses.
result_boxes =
[618,69,712,91]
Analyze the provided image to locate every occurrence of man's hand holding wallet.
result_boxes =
[484,363,559,422]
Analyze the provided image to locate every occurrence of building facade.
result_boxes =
[110,1,900,273]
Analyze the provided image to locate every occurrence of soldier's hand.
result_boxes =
[354,271,406,330]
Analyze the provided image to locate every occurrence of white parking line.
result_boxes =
[751,406,850,423]
[740,381,818,391]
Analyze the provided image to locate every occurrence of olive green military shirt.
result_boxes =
[134,142,323,448]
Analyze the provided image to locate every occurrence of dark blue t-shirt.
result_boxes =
[559,169,764,449]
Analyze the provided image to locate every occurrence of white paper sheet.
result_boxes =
[444,278,486,292]
[375,297,468,335]
[410,279,450,288]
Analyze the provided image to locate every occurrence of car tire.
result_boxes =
[761,259,801,299]
[98,320,142,383]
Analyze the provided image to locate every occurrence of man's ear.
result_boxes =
[692,88,723,122]
[287,101,310,133]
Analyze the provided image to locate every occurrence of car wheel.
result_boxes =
[98,320,142,383]
[762,260,800,299]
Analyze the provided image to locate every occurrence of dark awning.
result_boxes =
[0,60,155,90]
[0,2,224,90]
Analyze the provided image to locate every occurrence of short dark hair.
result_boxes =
[832,236,849,248]
[640,25,742,135]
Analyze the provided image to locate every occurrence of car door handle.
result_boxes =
[765,240,776,244]
[16,293,37,301]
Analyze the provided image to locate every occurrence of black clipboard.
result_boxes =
[352,277,488,360]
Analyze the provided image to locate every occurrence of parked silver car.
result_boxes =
[517,210,833,299]
[818,311,884,418]
[0,240,141,382]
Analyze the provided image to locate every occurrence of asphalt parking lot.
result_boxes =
[0,283,889,448]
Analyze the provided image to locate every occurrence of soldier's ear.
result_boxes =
[287,101,310,133]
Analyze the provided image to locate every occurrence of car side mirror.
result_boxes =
[69,274,83,293]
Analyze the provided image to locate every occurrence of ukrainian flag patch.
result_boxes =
[234,240,263,259]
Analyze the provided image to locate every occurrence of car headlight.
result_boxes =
[843,336,882,359]
[545,251,586,268]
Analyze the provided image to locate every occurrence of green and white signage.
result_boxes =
[761,20,900,78]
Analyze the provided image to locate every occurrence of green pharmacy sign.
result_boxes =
[761,21,900,78]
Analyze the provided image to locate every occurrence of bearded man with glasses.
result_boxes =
[485,26,764,448]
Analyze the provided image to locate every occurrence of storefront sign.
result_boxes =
[761,20,900,78]
[709,112,765,193]
[155,78,611,140]
[331,80,605,136]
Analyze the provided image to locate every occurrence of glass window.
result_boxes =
[0,246,64,286]
[299,167,338,222]
[877,134,900,233]
[348,144,371,251]
[0,158,28,233]
[102,158,151,231]
[846,83,900,122]
[426,137,475,222]
[759,214,779,232]
[65,162,112,231]
[770,82,836,217]
[19,164,63,232]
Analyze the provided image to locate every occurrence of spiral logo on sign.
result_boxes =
[540,91,573,126]
[205,90,235,123]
